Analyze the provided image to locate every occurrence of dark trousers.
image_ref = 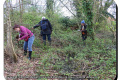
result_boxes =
[42,34,51,41]
[81,30,87,41]
[82,34,87,41]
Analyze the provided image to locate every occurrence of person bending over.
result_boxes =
[13,24,35,60]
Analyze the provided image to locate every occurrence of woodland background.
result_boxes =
[4,0,116,80]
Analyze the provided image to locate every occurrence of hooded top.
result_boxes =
[33,19,52,34]
[19,26,33,40]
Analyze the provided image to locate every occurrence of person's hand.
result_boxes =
[16,35,19,39]
[17,38,21,41]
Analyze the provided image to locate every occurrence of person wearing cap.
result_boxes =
[80,20,87,41]
[13,24,35,60]
[33,17,52,46]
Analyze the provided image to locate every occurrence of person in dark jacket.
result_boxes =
[80,20,87,41]
[33,17,52,46]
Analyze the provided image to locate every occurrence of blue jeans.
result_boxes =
[42,34,51,41]
[23,35,35,51]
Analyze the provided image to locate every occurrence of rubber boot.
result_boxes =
[43,40,46,46]
[28,51,32,60]
[24,50,27,56]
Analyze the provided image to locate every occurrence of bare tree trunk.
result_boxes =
[5,1,17,63]
[22,0,24,13]
[46,0,54,18]
[19,0,22,23]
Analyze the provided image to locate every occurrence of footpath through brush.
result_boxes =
[4,48,59,80]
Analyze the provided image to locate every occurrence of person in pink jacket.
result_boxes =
[13,24,35,60]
